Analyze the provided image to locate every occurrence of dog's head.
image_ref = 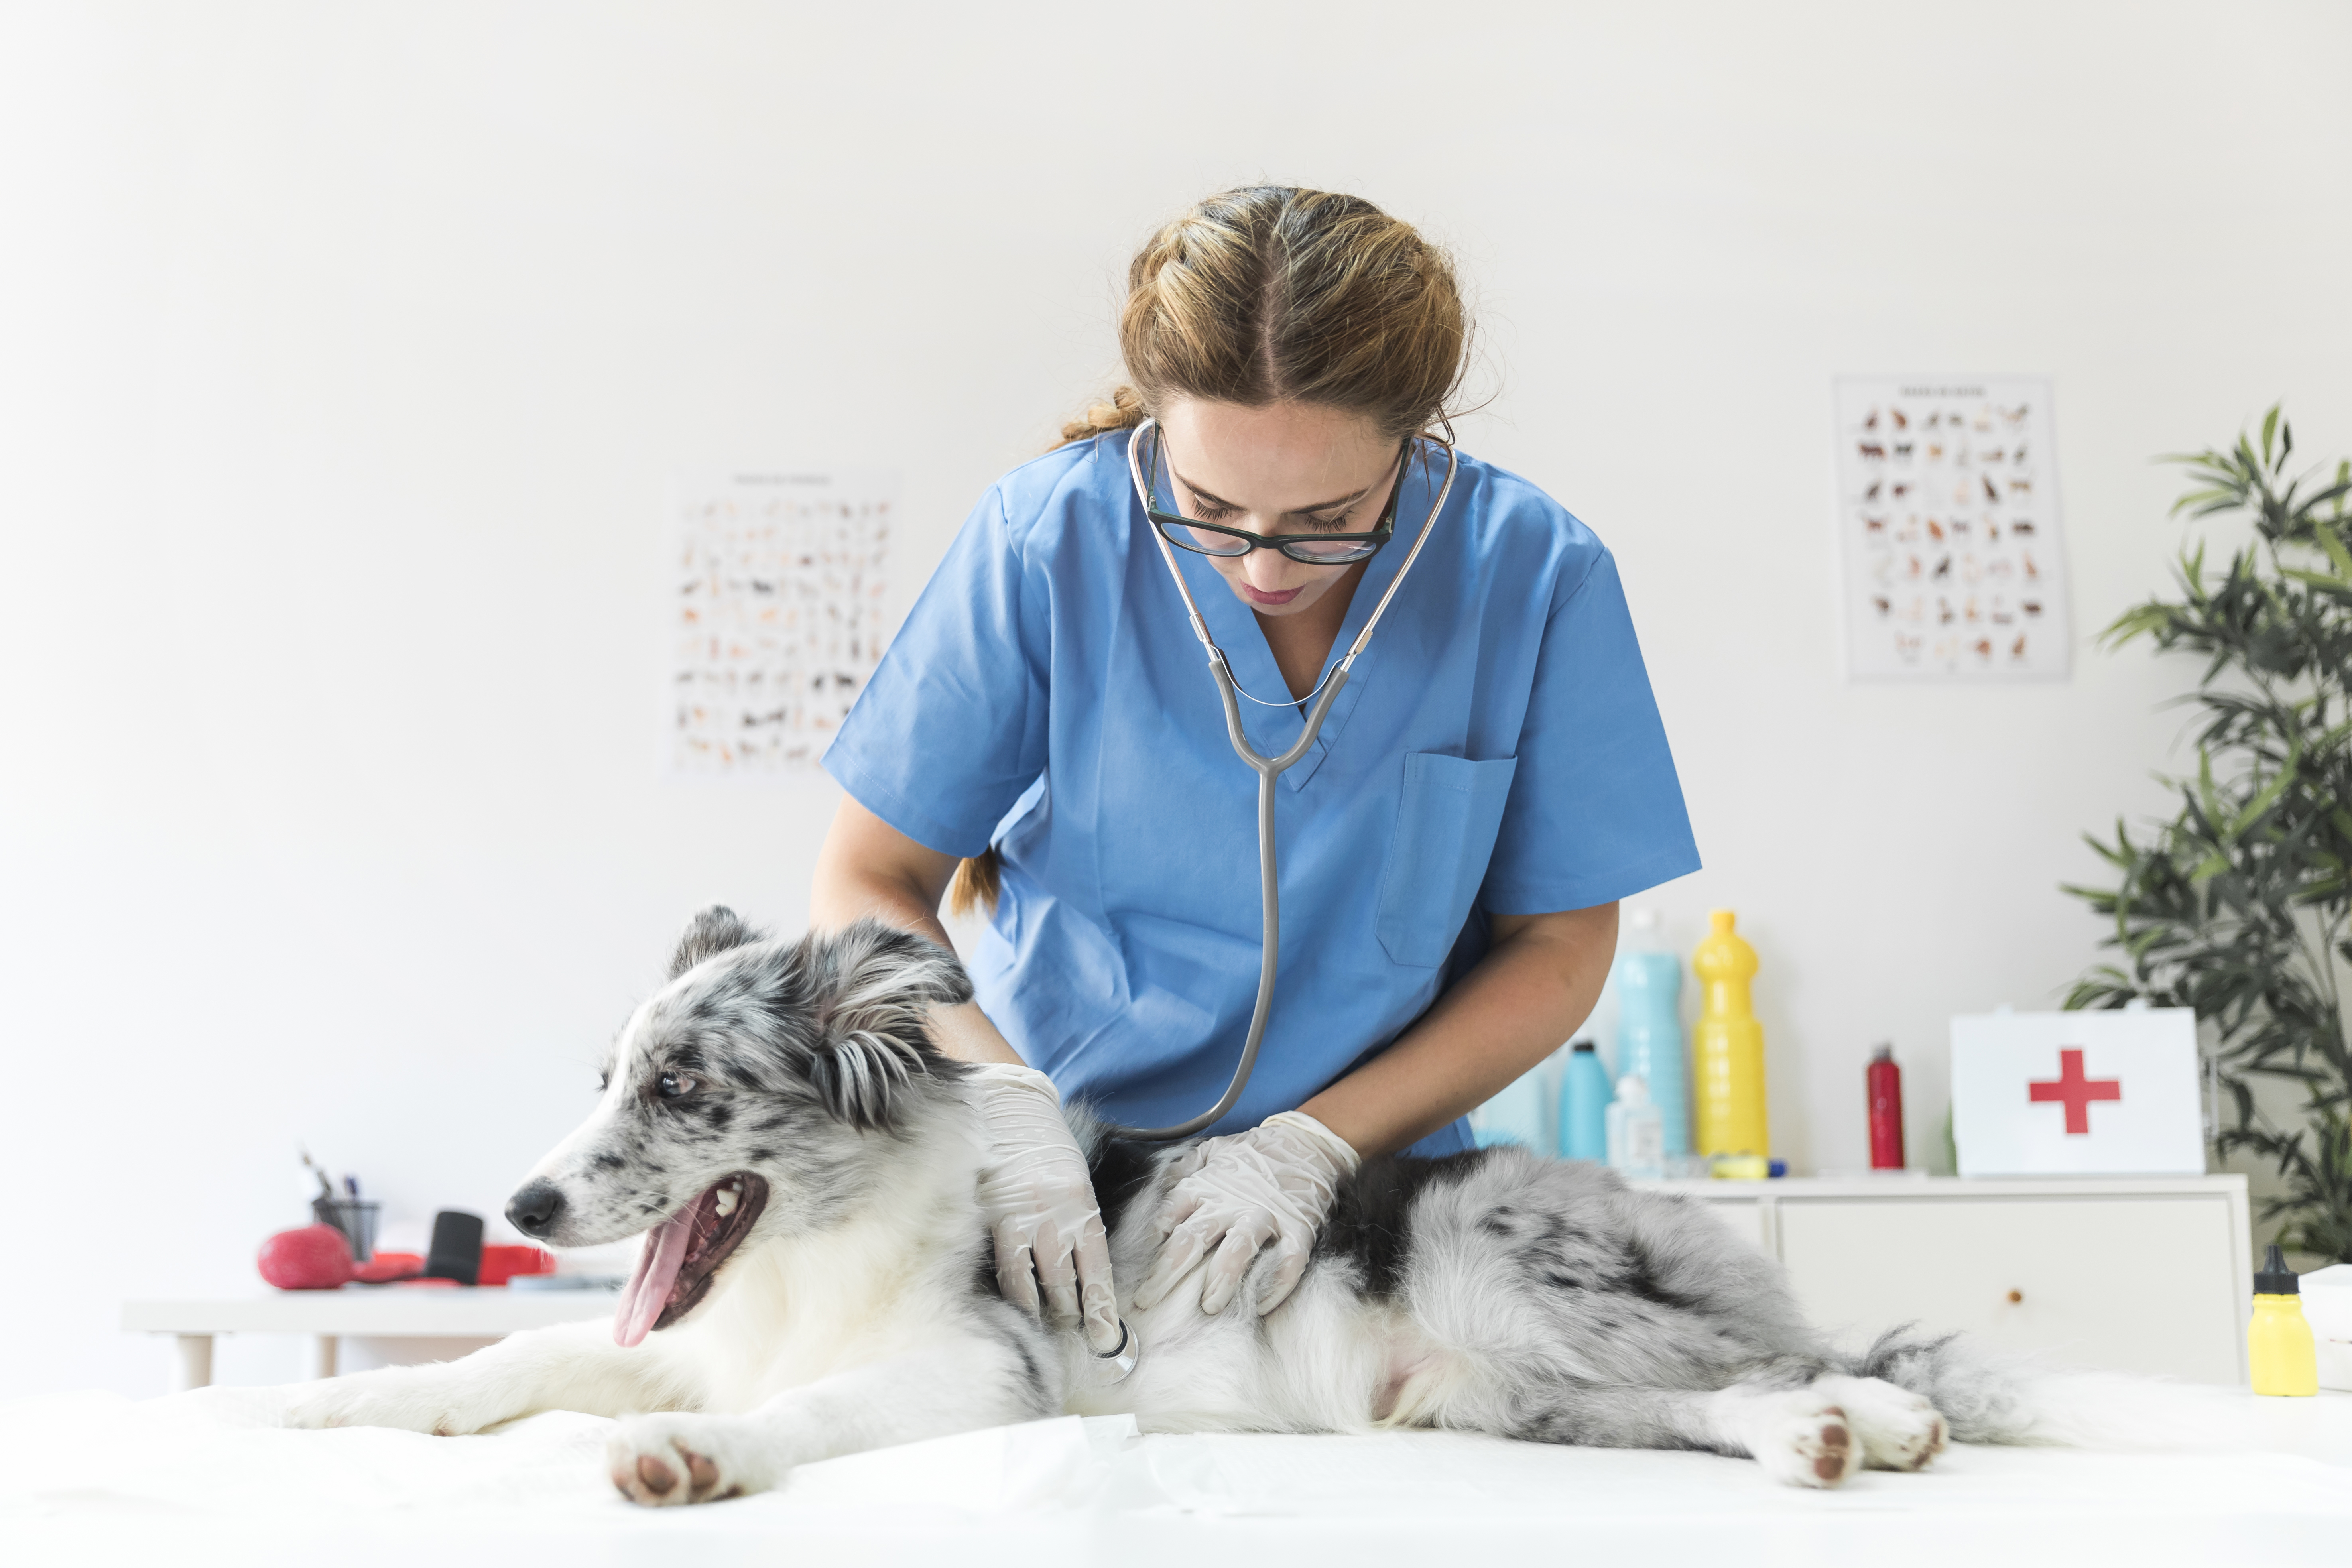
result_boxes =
[505,909,975,1345]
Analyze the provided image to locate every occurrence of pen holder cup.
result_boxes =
[314,1198,380,1263]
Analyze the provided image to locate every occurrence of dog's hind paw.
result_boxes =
[1813,1375,1948,1471]
[607,1413,775,1507]
[1743,1391,1858,1489]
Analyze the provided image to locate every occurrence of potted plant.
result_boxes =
[2066,408,2352,1263]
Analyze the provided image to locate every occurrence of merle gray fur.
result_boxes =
[287,908,2044,1501]
[508,910,983,1244]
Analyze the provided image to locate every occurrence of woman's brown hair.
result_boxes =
[947,186,1471,919]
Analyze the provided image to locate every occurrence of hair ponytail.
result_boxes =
[1057,383,1148,447]
[946,848,1000,920]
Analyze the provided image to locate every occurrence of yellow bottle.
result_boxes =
[2249,1245,2318,1397]
[1692,909,1768,1169]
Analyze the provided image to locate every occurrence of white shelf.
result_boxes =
[122,1287,620,1338]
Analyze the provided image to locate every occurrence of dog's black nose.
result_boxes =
[506,1180,566,1239]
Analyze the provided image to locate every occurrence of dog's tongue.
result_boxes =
[614,1203,697,1348]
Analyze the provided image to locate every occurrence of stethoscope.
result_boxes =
[1085,416,1454,1385]
[1104,415,1459,1143]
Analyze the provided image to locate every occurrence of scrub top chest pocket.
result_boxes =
[1376,752,1520,968]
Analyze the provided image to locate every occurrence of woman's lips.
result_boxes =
[1240,582,1303,607]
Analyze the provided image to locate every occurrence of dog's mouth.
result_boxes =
[613,1173,770,1347]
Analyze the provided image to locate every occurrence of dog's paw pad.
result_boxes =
[608,1416,760,1507]
[1803,1413,1855,1485]
[1813,1421,1851,1481]
[1750,1395,1858,1489]
[1823,1376,1950,1471]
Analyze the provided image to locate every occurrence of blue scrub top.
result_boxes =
[824,431,1700,1157]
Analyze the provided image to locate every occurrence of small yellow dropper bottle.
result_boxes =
[2249,1245,2318,1397]
[1692,909,1768,1172]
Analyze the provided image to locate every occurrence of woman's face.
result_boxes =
[1153,398,1401,620]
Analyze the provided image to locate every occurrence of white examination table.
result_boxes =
[5,1386,2349,1567]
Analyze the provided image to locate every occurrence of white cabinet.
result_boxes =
[1639,1175,2252,1386]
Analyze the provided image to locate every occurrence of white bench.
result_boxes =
[121,1287,623,1389]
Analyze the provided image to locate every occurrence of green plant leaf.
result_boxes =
[2172,486,2243,519]
[2101,603,2173,647]
[2069,407,2352,1263]
[2313,522,2352,581]
[2229,764,2296,838]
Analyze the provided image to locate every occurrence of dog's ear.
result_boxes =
[802,919,976,1131]
[669,905,764,980]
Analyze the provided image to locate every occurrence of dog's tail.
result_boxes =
[1846,1325,2279,1451]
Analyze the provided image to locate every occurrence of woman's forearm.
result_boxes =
[1299,901,1619,1159]
[810,798,1026,1066]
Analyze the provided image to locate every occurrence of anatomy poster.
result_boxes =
[670,470,894,775]
[1834,376,2070,680]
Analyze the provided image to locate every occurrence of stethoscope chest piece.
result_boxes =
[1091,1316,1141,1384]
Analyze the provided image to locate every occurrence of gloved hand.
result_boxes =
[1131,1110,1360,1317]
[968,1062,1122,1354]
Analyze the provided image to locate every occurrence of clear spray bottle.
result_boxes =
[1606,1074,1667,1181]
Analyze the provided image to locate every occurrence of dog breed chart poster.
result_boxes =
[1834,376,2071,680]
[670,471,895,775]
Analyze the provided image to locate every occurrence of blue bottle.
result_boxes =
[1559,1040,1613,1162]
[1615,909,1690,1158]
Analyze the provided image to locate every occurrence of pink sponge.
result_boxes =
[258,1224,355,1289]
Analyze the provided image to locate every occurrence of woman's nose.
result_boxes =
[1242,549,1297,590]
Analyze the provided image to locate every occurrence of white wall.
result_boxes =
[4,0,2348,1399]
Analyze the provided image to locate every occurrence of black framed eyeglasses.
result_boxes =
[1140,425,1410,565]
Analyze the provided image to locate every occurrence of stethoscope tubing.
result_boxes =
[1103,417,1456,1141]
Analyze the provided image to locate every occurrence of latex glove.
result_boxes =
[968,1062,1122,1353]
[1132,1110,1360,1317]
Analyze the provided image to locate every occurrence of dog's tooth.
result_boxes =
[714,1186,738,1217]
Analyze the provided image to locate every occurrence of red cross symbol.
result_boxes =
[2028,1048,2122,1135]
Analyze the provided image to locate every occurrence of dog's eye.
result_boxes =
[657,1071,697,1100]
[595,1071,610,1094]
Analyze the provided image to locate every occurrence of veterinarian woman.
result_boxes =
[809,187,1699,1357]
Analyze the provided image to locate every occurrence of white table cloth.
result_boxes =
[5,1385,2349,1567]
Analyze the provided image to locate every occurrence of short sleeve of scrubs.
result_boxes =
[823,486,1044,857]
[1481,548,1699,914]
[824,436,1699,1153]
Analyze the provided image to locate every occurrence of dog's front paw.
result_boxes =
[283,1367,483,1436]
[1818,1375,1948,1471]
[1744,1391,1857,1489]
[607,1413,777,1507]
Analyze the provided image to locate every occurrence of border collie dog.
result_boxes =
[287,911,2055,1505]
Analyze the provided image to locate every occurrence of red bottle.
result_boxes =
[1866,1044,1905,1169]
